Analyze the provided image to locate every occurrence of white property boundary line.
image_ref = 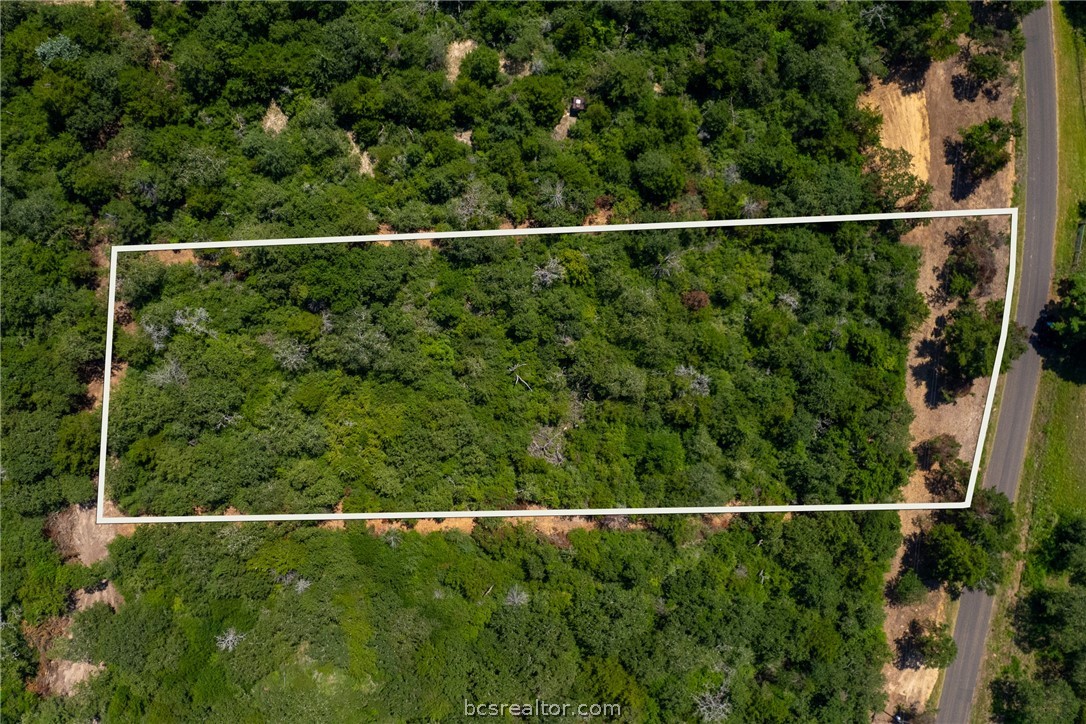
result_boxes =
[97,208,1018,524]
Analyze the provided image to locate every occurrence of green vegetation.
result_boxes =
[106,219,925,516]
[958,117,1022,179]
[942,299,1024,388]
[0,1,1042,720]
[993,515,1086,722]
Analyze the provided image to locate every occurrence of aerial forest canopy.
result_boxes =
[109,222,923,515]
[0,0,1030,721]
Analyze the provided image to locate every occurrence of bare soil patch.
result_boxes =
[32,660,103,697]
[45,502,136,566]
[860,81,931,182]
[877,512,949,721]
[146,248,197,266]
[22,615,104,698]
[454,129,473,147]
[552,111,577,141]
[345,131,375,177]
[374,224,435,248]
[445,39,477,83]
[262,100,288,135]
[74,580,124,612]
[86,361,128,411]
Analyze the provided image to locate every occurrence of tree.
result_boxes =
[966,52,1008,86]
[942,221,999,298]
[634,150,684,204]
[927,523,988,590]
[957,117,1021,179]
[942,298,1025,388]
[460,45,500,87]
[1046,270,1086,355]
[891,569,928,606]
[915,620,958,668]
[897,619,958,669]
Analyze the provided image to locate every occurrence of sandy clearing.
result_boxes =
[551,111,577,141]
[445,39,477,83]
[22,616,104,698]
[861,81,931,182]
[45,503,136,567]
[32,661,103,697]
[454,129,473,147]
[374,223,436,247]
[262,100,288,135]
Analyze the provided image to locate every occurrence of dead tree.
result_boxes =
[507,363,532,391]
[216,628,246,652]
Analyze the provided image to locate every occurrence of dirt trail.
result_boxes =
[865,47,1018,721]
[345,131,375,176]
[552,111,577,141]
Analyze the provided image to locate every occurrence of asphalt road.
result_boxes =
[935,5,1059,723]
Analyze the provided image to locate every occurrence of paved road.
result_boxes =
[935,4,1059,723]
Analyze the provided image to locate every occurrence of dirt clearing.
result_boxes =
[445,39,476,83]
[865,45,1018,720]
[552,111,577,141]
[345,131,375,176]
[861,81,930,182]
[45,502,136,566]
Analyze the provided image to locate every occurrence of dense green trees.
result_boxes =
[927,488,1016,594]
[3,513,896,721]
[105,219,922,516]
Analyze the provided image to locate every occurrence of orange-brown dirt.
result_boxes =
[44,502,136,567]
[23,616,103,698]
[145,248,198,266]
[866,46,1018,721]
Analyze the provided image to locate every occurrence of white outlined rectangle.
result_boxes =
[97,208,1017,523]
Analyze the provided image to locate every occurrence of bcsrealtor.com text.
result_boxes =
[464,700,621,718]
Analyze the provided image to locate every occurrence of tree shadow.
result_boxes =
[943,138,984,202]
[951,73,982,103]
[910,330,952,409]
[1032,303,1086,384]
[894,620,925,670]
[885,58,931,95]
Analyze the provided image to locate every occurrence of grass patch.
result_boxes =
[1028,3,1086,539]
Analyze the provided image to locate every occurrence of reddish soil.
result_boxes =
[44,502,136,567]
